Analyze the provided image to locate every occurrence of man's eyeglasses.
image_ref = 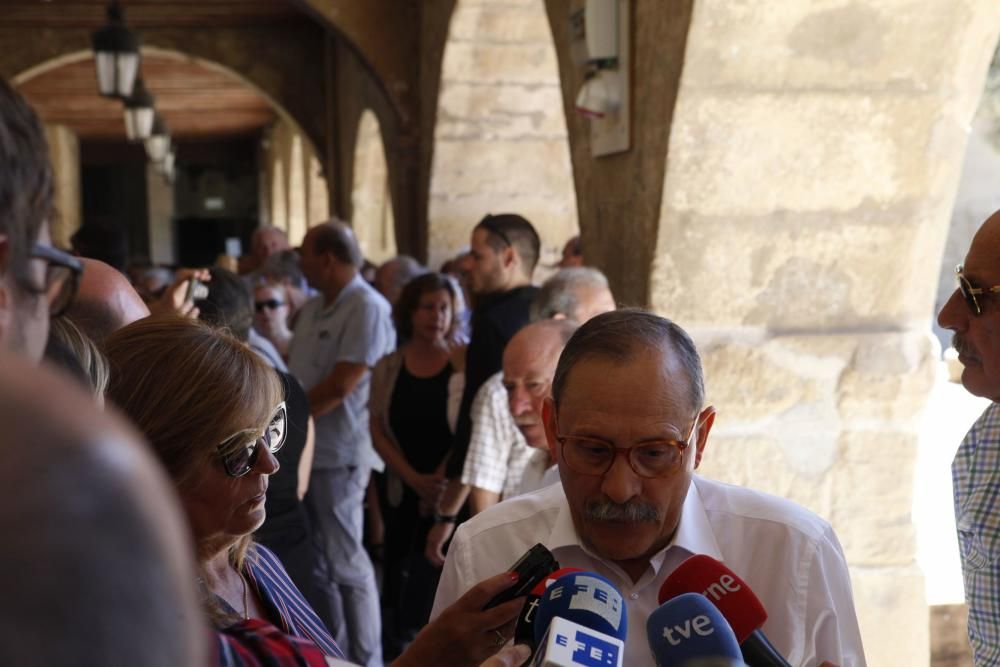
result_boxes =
[29,243,83,317]
[217,402,287,477]
[555,417,699,479]
[255,299,285,313]
[955,264,1000,317]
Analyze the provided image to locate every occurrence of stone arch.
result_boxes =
[643,4,1000,665]
[426,0,578,271]
[351,110,397,265]
[12,46,322,162]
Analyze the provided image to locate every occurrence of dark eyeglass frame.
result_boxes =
[955,264,1000,317]
[28,243,84,317]
[554,416,699,479]
[477,214,512,248]
[254,299,285,312]
[217,402,288,477]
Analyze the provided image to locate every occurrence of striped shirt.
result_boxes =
[954,402,1000,665]
[215,544,344,663]
[214,619,328,666]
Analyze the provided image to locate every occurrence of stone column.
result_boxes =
[649,2,1000,664]
[43,124,81,249]
[146,162,175,265]
[427,0,579,271]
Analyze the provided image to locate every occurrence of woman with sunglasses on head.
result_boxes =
[103,316,344,662]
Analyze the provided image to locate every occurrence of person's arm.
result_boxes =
[425,477,470,566]
[469,488,501,514]
[446,320,506,479]
[296,417,315,500]
[802,527,866,667]
[307,361,367,418]
[391,572,524,667]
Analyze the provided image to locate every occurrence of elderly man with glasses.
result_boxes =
[938,209,1000,665]
[431,310,865,667]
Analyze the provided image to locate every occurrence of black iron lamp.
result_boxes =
[91,0,140,98]
[123,77,155,141]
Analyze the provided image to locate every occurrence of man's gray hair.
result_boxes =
[551,309,705,412]
[530,267,610,322]
[380,255,425,299]
[310,219,363,269]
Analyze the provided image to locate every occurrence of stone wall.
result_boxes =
[650,2,1000,664]
[262,118,328,246]
[43,123,81,248]
[351,110,397,264]
[427,0,579,271]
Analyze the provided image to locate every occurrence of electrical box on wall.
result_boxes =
[570,0,631,157]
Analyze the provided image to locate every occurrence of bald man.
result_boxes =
[67,258,151,342]
[0,355,205,665]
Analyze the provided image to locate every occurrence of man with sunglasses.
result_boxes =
[432,310,865,666]
[0,79,82,363]
[938,209,1000,665]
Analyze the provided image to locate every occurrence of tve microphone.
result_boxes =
[658,555,790,667]
[645,592,743,666]
[532,571,628,647]
[514,567,585,649]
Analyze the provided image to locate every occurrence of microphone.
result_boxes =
[645,592,744,666]
[531,571,628,666]
[514,568,585,649]
[658,555,790,667]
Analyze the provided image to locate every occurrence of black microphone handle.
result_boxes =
[740,629,792,667]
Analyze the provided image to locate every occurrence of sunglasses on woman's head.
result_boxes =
[217,402,288,477]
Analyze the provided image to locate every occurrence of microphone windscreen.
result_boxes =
[530,567,586,596]
[646,592,743,666]
[532,571,628,646]
[533,617,625,667]
[657,555,767,644]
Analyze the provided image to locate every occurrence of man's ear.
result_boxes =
[501,244,518,271]
[542,396,560,459]
[693,405,716,469]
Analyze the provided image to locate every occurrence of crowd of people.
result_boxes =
[7,59,1000,666]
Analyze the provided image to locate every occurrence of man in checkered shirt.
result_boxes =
[460,268,616,512]
[939,209,1000,665]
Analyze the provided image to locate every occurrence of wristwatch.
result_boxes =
[433,512,457,524]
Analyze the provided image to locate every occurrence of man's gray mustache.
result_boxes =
[584,499,661,523]
[953,334,976,358]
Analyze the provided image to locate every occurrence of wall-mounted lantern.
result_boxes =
[91,1,141,99]
[123,77,155,141]
[145,113,170,162]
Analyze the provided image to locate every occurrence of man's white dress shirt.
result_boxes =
[431,476,865,667]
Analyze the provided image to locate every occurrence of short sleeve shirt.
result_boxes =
[288,274,394,470]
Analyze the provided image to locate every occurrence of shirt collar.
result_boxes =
[546,475,724,570]
[319,273,363,314]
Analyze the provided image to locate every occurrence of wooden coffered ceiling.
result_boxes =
[6,1,310,139]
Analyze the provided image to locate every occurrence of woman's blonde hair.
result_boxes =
[49,316,110,398]
[103,316,283,622]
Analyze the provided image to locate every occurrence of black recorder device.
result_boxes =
[482,543,558,610]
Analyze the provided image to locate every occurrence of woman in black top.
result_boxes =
[369,273,462,655]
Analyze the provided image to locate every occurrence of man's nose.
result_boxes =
[509,387,531,417]
[600,452,641,505]
[938,288,967,331]
[256,447,280,475]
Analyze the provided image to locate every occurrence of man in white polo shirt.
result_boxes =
[288,220,394,667]
[431,309,866,667]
